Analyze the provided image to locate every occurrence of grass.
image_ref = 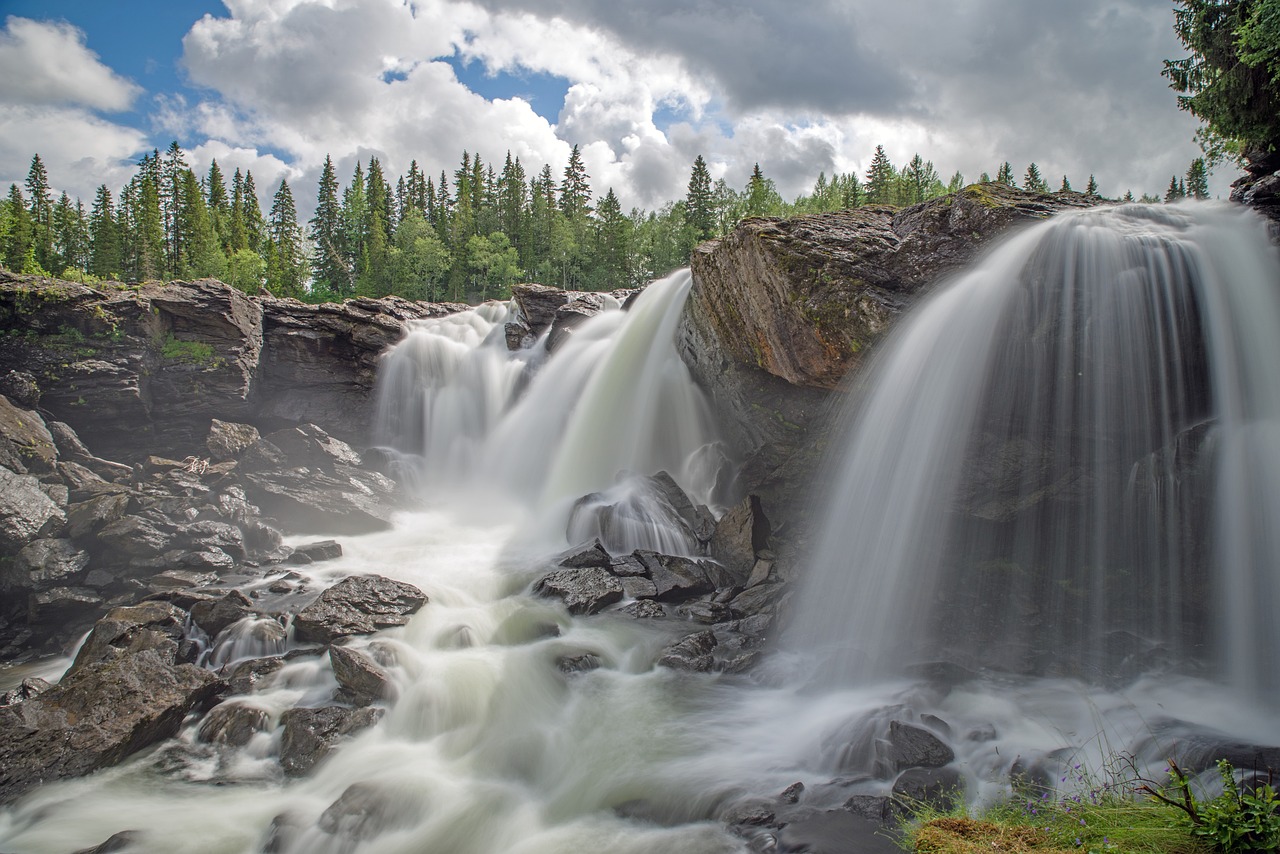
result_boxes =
[900,756,1217,854]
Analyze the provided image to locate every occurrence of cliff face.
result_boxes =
[680,184,1103,529]
[0,274,463,460]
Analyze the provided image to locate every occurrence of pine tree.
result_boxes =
[25,154,53,271]
[1085,175,1099,196]
[1185,158,1210,199]
[744,163,781,216]
[178,169,225,279]
[341,162,368,279]
[995,162,1016,186]
[592,187,630,288]
[864,146,896,204]
[684,155,715,242]
[559,144,592,221]
[206,160,230,251]
[2,185,32,272]
[89,184,121,278]
[266,178,305,298]
[310,155,348,295]
[161,141,188,274]
[1165,175,1187,202]
[1023,163,1048,193]
[1059,175,1073,193]
[229,169,248,252]
[902,153,939,204]
[946,171,965,194]
[240,171,265,254]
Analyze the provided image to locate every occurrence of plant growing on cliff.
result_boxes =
[159,334,215,365]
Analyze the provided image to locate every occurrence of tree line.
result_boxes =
[0,144,1212,304]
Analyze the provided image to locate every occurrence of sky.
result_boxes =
[0,0,1226,220]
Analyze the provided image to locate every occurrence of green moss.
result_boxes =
[160,334,215,365]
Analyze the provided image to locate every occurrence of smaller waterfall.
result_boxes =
[372,270,731,553]
[793,202,1280,694]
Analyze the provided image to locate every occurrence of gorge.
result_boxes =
[0,185,1278,854]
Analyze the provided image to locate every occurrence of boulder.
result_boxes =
[508,283,569,345]
[329,644,395,705]
[287,539,343,565]
[557,538,613,569]
[891,766,964,813]
[546,292,608,351]
[533,567,624,615]
[94,515,173,560]
[0,371,40,409]
[318,781,420,842]
[884,720,955,771]
[0,644,223,804]
[634,552,714,602]
[0,466,66,551]
[198,701,271,747]
[0,395,56,474]
[657,630,717,672]
[190,590,256,638]
[292,575,427,644]
[206,419,261,461]
[3,538,89,590]
[278,705,384,776]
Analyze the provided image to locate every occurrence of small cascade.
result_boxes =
[203,616,288,669]
[372,270,730,551]
[792,202,1280,693]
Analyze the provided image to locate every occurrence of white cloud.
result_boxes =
[0,16,141,111]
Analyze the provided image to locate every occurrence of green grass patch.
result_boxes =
[160,334,215,365]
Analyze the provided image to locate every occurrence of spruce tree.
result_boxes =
[178,169,225,279]
[240,171,265,254]
[206,160,230,251]
[864,146,896,204]
[267,178,305,298]
[559,144,592,221]
[995,162,1016,186]
[685,155,715,242]
[1059,175,1073,193]
[89,185,121,278]
[1023,163,1048,193]
[1085,175,1099,196]
[310,155,347,294]
[1165,175,1186,202]
[162,141,188,274]
[1185,158,1210,199]
[25,154,53,271]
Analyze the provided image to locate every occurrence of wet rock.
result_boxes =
[0,395,56,474]
[278,705,384,776]
[721,798,777,828]
[557,538,613,569]
[533,567,624,616]
[635,552,714,602]
[620,599,666,619]
[148,569,217,591]
[779,781,805,804]
[223,656,285,695]
[65,493,130,540]
[27,586,103,624]
[842,794,895,822]
[287,539,343,565]
[885,720,955,771]
[4,538,89,589]
[776,808,902,854]
[509,283,570,344]
[546,292,607,351]
[191,590,256,638]
[240,427,400,535]
[198,701,271,747]
[620,576,659,600]
[0,371,40,409]
[176,548,236,572]
[329,644,395,705]
[609,553,647,576]
[0,465,66,551]
[71,830,142,854]
[293,575,428,644]
[891,766,964,812]
[729,582,787,619]
[175,520,246,560]
[0,677,51,706]
[0,644,223,804]
[206,418,261,461]
[318,781,420,841]
[95,515,173,560]
[556,653,602,674]
[676,599,733,624]
[657,630,717,671]
[72,600,190,669]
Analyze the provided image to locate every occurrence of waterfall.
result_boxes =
[792,202,1280,693]
[372,270,730,552]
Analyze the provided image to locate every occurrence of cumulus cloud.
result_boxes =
[0,17,147,201]
[0,16,141,111]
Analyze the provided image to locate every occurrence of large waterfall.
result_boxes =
[791,202,1280,693]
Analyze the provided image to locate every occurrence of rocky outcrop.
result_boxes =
[0,274,460,460]
[1230,148,1280,237]
[681,184,1104,537]
[292,575,428,644]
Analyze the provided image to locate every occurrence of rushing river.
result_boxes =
[2,207,1279,853]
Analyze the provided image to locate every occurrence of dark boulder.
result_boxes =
[206,418,261,461]
[329,644,395,706]
[278,705,384,776]
[190,590,256,638]
[0,466,65,551]
[657,630,717,672]
[3,538,89,590]
[198,701,271,747]
[891,766,964,813]
[533,566,624,615]
[287,539,343,565]
[884,720,955,771]
[0,395,56,474]
[292,575,427,644]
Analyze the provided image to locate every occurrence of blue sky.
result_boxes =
[0,0,1221,217]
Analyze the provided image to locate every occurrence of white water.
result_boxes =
[793,202,1280,694]
[4,215,1280,854]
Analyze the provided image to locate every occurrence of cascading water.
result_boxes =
[792,202,1280,694]
[4,210,1280,854]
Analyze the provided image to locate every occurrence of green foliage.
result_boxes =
[159,334,215,365]
[1157,760,1280,853]
[1164,0,1280,159]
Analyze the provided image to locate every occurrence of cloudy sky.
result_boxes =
[0,0,1223,219]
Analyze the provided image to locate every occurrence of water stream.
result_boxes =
[2,210,1279,853]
